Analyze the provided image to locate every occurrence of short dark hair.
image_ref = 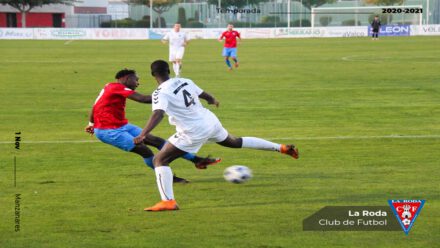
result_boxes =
[150,60,170,77]
[115,69,136,79]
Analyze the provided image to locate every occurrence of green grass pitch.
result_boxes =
[0,37,439,247]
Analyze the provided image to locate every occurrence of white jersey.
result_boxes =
[162,30,187,49]
[152,78,219,134]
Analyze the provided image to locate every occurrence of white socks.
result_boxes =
[241,137,281,152]
[173,63,180,76]
[155,166,174,201]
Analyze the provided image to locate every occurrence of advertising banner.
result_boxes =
[1,25,439,40]
[411,25,440,36]
[32,28,148,40]
[368,25,410,37]
[0,28,33,39]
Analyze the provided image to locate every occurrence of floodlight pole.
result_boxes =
[355,0,358,26]
[218,0,221,27]
[426,0,429,24]
[287,0,290,29]
[150,0,153,29]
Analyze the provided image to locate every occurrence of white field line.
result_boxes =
[341,55,392,62]
[270,134,440,140]
[64,40,74,45]
[1,134,440,144]
[341,55,439,63]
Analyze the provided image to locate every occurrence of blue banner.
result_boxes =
[368,25,410,37]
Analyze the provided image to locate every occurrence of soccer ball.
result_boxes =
[223,165,252,184]
[402,218,411,226]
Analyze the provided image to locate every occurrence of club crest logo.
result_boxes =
[388,200,425,235]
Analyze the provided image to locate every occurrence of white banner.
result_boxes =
[273,26,367,38]
[411,25,440,36]
[149,28,224,40]
[324,26,368,38]
[0,26,438,40]
[0,28,33,39]
[88,29,148,40]
[34,28,88,39]
[33,28,148,40]
[241,28,274,39]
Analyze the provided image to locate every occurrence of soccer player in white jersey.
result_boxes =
[162,23,187,77]
[133,60,299,211]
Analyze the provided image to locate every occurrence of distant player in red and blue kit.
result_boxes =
[85,69,220,184]
[218,24,241,70]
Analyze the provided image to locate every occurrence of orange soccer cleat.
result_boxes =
[195,156,222,169]
[144,200,179,211]
[280,144,299,159]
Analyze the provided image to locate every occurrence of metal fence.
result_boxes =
[65,0,440,28]
[65,15,112,28]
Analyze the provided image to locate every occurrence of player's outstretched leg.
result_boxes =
[138,134,187,183]
[144,133,220,169]
[224,56,232,70]
[145,143,187,211]
[217,134,299,159]
[232,57,239,68]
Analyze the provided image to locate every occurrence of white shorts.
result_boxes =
[168,122,229,154]
[169,47,185,61]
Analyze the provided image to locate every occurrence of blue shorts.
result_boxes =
[222,48,237,58]
[95,123,142,152]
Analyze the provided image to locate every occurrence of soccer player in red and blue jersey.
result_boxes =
[85,69,220,183]
[218,24,241,70]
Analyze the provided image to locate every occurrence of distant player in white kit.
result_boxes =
[134,60,299,211]
[162,23,187,77]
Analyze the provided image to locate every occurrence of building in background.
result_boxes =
[0,0,110,28]
[108,0,129,20]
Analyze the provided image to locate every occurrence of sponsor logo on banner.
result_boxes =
[412,25,440,36]
[91,29,147,39]
[275,28,323,38]
[369,25,410,36]
[342,31,367,37]
[51,29,87,38]
[0,29,33,39]
[421,25,440,34]
[241,28,272,38]
[326,27,367,37]
[388,200,425,235]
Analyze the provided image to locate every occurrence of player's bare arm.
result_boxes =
[85,107,95,135]
[199,91,219,107]
[127,92,152,103]
[134,109,165,144]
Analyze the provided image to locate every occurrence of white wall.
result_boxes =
[75,0,109,7]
